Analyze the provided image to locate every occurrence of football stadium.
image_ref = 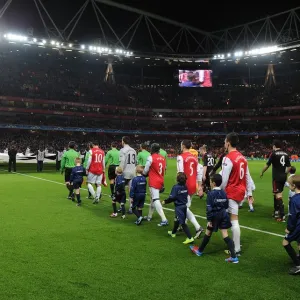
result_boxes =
[1,1,300,299]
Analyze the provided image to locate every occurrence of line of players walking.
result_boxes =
[59,135,300,275]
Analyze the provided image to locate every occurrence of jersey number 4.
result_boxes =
[280,155,285,166]
[95,153,103,163]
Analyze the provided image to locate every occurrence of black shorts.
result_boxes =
[208,210,232,232]
[285,229,300,243]
[175,205,187,225]
[73,180,83,189]
[115,192,126,204]
[203,175,211,192]
[132,194,146,209]
[64,168,72,182]
[272,180,285,194]
[125,179,131,186]
[108,165,118,180]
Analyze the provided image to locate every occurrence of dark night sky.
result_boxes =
[0,0,296,45]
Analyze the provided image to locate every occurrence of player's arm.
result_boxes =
[285,156,291,174]
[206,193,213,222]
[102,154,106,172]
[287,200,297,232]
[261,153,273,177]
[105,151,110,166]
[60,152,66,173]
[143,156,152,176]
[245,166,253,198]
[197,163,204,195]
[176,155,184,173]
[119,150,126,170]
[220,157,233,190]
[163,187,176,205]
[202,155,208,181]
[86,150,92,172]
[129,178,136,199]
[211,154,224,175]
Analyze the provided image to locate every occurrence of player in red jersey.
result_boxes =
[221,133,253,255]
[177,140,204,238]
[86,141,105,204]
[143,143,168,226]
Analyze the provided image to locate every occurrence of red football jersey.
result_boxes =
[89,147,105,175]
[149,153,166,189]
[179,152,198,195]
[222,150,248,201]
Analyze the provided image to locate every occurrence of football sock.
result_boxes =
[147,203,155,219]
[249,203,254,210]
[172,220,180,234]
[88,191,91,197]
[76,194,81,203]
[110,184,114,195]
[132,208,139,218]
[96,186,101,199]
[274,195,278,212]
[154,200,167,222]
[284,244,300,266]
[138,209,142,217]
[231,220,241,252]
[224,237,236,258]
[121,204,125,216]
[277,198,285,218]
[69,186,74,196]
[181,223,192,239]
[199,234,211,252]
[112,202,117,213]
[88,183,96,198]
[186,208,201,231]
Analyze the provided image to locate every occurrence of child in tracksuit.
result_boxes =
[110,167,126,219]
[130,165,147,225]
[285,166,296,204]
[162,173,194,245]
[190,174,238,264]
[70,158,86,207]
[282,174,300,275]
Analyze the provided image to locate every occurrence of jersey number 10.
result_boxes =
[95,153,103,163]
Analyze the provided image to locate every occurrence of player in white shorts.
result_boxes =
[119,136,137,213]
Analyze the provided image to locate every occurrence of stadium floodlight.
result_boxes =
[68,43,73,47]
[234,51,243,57]
[50,40,55,45]
[81,45,85,49]
[227,53,231,57]
[5,33,28,42]
[33,38,37,42]
[42,39,46,44]
[88,45,93,51]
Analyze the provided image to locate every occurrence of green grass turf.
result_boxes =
[0,160,299,300]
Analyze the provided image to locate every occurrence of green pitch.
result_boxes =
[0,160,299,300]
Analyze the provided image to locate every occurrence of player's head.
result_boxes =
[150,143,160,154]
[75,157,81,165]
[116,166,123,175]
[291,175,300,191]
[273,139,282,150]
[93,141,99,147]
[181,140,191,151]
[68,141,76,149]
[210,173,222,188]
[199,144,207,155]
[140,143,147,151]
[122,136,130,146]
[225,132,239,152]
[177,172,187,185]
[88,142,93,149]
[136,165,144,175]
[290,166,296,175]
[111,142,117,149]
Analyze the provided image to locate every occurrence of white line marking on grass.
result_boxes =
[1,170,285,238]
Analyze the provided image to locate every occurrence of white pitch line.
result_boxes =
[1,170,285,238]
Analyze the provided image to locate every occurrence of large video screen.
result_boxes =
[178,70,212,87]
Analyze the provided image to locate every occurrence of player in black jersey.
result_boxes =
[210,148,226,176]
[260,140,291,221]
[200,145,215,192]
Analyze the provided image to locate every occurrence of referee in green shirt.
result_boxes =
[105,142,120,197]
[60,141,80,199]
[137,143,150,167]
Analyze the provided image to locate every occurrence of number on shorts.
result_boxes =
[207,157,214,167]
[239,162,245,179]
[95,153,102,163]
[127,153,136,164]
[189,162,194,176]
[280,155,285,166]
[158,163,163,175]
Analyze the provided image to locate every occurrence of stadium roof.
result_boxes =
[0,1,300,56]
